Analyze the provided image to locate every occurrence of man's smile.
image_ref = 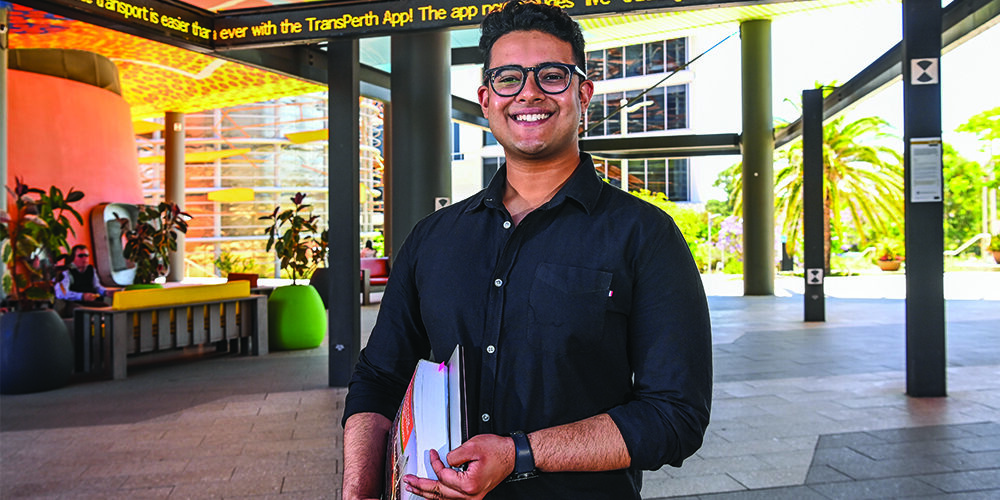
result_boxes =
[513,112,552,123]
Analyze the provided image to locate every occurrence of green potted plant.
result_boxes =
[874,238,904,272]
[117,202,191,289]
[214,251,261,287]
[259,192,328,350]
[0,178,81,394]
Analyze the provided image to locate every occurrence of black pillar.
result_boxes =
[903,1,946,397]
[802,89,825,322]
[327,38,361,388]
[389,32,452,259]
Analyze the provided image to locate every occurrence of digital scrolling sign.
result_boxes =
[26,0,757,50]
[213,0,735,47]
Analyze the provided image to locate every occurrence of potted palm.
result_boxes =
[0,178,81,394]
[259,192,327,350]
[117,202,191,289]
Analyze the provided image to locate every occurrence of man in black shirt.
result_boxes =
[342,2,712,499]
[55,244,107,315]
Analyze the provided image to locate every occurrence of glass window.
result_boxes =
[667,158,689,201]
[605,47,623,79]
[606,159,622,188]
[646,41,665,74]
[627,159,645,192]
[484,131,498,146]
[646,87,665,132]
[665,38,687,71]
[605,93,623,136]
[666,85,688,130]
[586,50,604,81]
[586,98,605,137]
[646,159,666,194]
[625,90,645,134]
[482,157,503,188]
[625,44,644,77]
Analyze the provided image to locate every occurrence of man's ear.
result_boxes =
[579,79,595,111]
[477,85,491,118]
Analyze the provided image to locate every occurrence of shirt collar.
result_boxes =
[466,152,603,215]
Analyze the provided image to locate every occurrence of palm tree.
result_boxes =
[719,115,903,273]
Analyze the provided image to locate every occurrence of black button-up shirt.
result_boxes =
[344,153,712,499]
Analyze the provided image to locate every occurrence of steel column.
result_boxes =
[388,31,452,260]
[740,19,775,295]
[903,0,946,397]
[802,89,825,322]
[327,38,362,387]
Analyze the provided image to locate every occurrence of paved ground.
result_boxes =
[2,272,999,499]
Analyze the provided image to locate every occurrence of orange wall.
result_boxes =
[8,69,144,251]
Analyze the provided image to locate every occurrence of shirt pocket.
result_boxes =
[528,263,613,354]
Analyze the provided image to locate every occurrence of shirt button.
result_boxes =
[494,279,503,287]
[503,221,512,229]
[486,345,496,354]
[481,413,491,422]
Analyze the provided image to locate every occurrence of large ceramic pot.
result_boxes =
[267,284,327,350]
[1,309,74,394]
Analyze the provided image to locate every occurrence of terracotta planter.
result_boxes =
[993,251,1000,265]
[877,260,902,272]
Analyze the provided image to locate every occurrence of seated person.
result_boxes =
[55,244,107,315]
[360,239,378,258]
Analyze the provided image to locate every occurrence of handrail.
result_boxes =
[944,232,991,257]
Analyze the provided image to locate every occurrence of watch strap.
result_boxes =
[507,430,537,482]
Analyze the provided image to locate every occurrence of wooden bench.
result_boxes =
[361,257,390,305]
[72,282,268,380]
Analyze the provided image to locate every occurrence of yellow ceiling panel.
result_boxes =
[8,3,325,120]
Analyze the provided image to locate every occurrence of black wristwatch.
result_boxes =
[506,430,538,482]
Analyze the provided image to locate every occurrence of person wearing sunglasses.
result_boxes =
[55,243,107,314]
[342,2,711,499]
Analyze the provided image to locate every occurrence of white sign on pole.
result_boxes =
[910,58,939,85]
[910,138,943,203]
[806,268,823,285]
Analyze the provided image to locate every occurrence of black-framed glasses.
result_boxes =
[483,62,587,97]
[76,253,89,258]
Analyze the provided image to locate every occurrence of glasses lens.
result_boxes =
[77,254,89,258]
[492,67,526,95]
[537,64,572,93]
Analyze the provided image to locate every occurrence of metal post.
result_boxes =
[802,89,825,322]
[327,38,361,387]
[389,31,452,259]
[164,112,185,282]
[903,0,946,397]
[740,19,775,295]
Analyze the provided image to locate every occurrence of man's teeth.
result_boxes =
[516,113,549,122]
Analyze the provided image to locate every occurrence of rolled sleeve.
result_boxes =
[607,217,712,469]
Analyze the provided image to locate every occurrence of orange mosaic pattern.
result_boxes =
[8,3,326,120]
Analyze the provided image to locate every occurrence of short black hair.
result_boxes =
[479,0,586,71]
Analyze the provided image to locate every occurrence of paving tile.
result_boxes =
[808,477,944,499]
[804,464,853,484]
[640,473,746,498]
[728,468,807,489]
[917,470,1000,493]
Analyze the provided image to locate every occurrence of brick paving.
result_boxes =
[2,273,999,499]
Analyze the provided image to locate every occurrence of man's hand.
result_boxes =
[402,433,514,500]
[83,293,100,302]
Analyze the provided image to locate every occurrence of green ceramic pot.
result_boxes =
[1,309,74,394]
[267,284,327,350]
